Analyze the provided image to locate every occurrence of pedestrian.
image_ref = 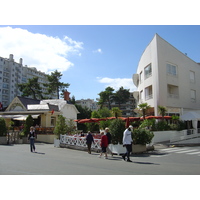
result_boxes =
[105,127,113,157]
[28,126,36,152]
[86,131,94,154]
[80,131,85,137]
[99,131,108,159]
[122,125,133,162]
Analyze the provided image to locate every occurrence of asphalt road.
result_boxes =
[1,143,200,175]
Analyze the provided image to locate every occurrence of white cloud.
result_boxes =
[93,48,102,53]
[97,77,137,92]
[0,26,83,73]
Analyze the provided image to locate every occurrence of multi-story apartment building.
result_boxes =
[99,92,136,117]
[0,54,57,109]
[76,98,99,111]
[133,34,200,116]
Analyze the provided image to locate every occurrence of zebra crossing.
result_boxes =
[159,147,200,156]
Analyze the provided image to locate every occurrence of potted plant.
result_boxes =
[109,118,126,155]
[53,115,68,147]
[0,118,8,145]
[132,128,154,153]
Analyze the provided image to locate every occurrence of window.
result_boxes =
[139,71,143,83]
[190,71,195,83]
[140,90,143,102]
[191,90,196,102]
[167,84,179,98]
[144,64,152,79]
[145,85,153,100]
[167,63,177,76]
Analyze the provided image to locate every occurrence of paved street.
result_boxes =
[1,143,200,175]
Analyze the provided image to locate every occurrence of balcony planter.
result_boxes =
[109,143,126,155]
[132,144,146,153]
[54,138,60,148]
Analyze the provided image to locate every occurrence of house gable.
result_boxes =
[6,97,27,111]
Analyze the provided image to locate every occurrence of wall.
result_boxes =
[151,130,200,145]
[37,134,55,143]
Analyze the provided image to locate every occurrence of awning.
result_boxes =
[0,114,39,120]
[180,111,200,121]
[13,115,39,121]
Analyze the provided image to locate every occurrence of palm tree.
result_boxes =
[158,106,167,120]
[138,103,151,120]
[111,107,122,118]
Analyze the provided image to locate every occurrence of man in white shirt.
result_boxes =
[122,125,133,162]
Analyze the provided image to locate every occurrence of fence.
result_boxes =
[60,135,101,150]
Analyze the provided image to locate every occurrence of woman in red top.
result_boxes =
[99,132,108,159]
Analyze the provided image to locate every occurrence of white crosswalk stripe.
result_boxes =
[160,148,200,156]
[160,148,188,152]
[187,151,200,155]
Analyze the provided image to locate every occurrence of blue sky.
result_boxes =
[0,25,200,100]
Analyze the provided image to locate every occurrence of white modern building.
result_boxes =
[133,34,200,116]
[0,54,57,109]
[76,98,99,111]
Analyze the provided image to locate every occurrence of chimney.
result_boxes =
[9,54,14,61]
[19,58,23,65]
[64,90,70,101]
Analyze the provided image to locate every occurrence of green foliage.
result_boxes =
[86,123,99,132]
[18,77,43,99]
[99,120,111,130]
[109,118,125,144]
[139,118,155,129]
[98,107,112,118]
[0,118,7,136]
[66,119,76,134]
[132,128,154,145]
[91,110,101,118]
[24,115,34,137]
[54,115,68,139]
[158,106,167,117]
[172,115,180,120]
[138,103,151,120]
[98,86,114,109]
[112,87,130,108]
[151,120,170,131]
[75,104,92,132]
[169,120,186,131]
[44,70,70,99]
[111,107,122,118]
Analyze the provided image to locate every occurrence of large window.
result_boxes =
[167,84,179,98]
[191,90,196,102]
[145,85,153,100]
[167,63,177,76]
[144,64,152,79]
[190,71,195,83]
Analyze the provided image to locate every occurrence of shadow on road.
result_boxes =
[132,151,168,157]
[133,161,160,165]
[34,152,45,155]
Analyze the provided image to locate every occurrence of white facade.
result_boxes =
[133,34,200,116]
[76,98,99,111]
[0,54,57,108]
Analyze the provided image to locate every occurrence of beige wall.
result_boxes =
[37,134,55,143]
